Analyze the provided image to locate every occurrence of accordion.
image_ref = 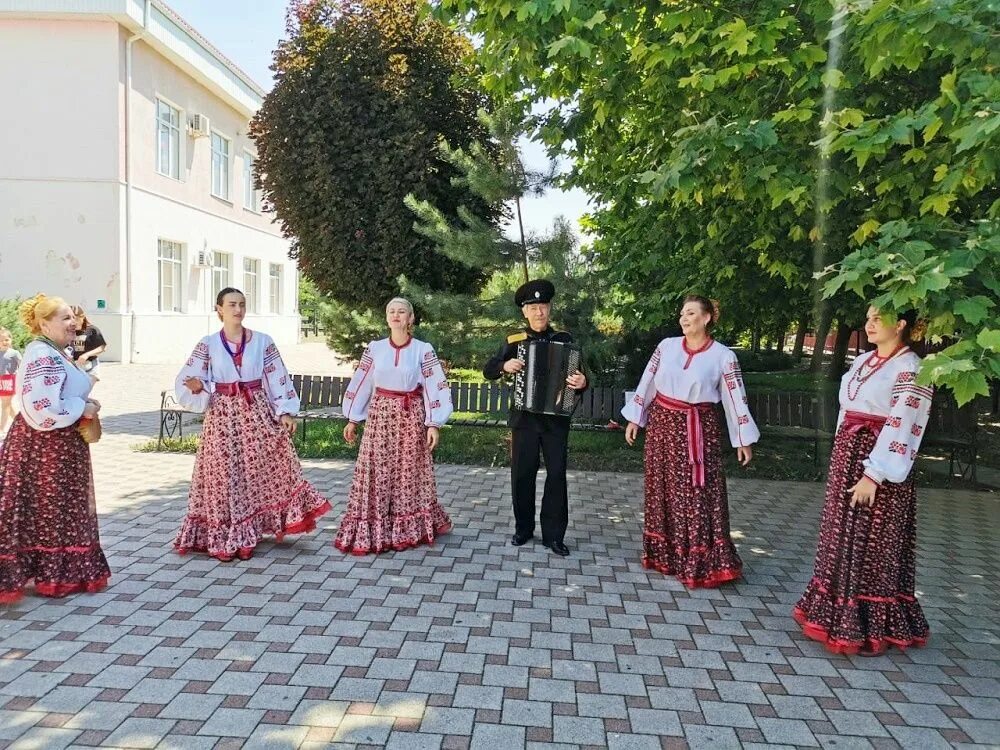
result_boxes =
[512,339,583,416]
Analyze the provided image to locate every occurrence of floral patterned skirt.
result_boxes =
[642,404,742,588]
[174,390,331,561]
[793,425,929,655]
[335,394,451,555]
[0,415,111,602]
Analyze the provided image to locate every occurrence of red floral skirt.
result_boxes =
[0,415,111,602]
[642,404,742,588]
[793,425,929,655]
[174,390,331,561]
[335,394,451,555]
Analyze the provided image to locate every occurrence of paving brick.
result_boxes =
[501,699,553,728]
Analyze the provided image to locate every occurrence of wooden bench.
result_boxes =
[159,376,979,480]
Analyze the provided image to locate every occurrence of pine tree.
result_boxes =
[401,109,618,375]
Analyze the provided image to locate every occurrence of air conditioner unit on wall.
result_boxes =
[188,113,210,138]
[193,250,212,268]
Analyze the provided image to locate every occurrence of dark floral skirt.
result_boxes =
[642,404,742,588]
[0,415,111,602]
[793,425,929,655]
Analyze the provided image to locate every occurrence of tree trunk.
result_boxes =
[751,323,761,354]
[792,316,808,359]
[828,322,853,380]
[809,307,833,373]
[774,325,787,353]
[514,195,530,283]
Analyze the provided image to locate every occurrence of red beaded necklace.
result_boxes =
[682,336,714,370]
[847,343,907,401]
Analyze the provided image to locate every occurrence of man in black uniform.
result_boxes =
[483,280,587,556]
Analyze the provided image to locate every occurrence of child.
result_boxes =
[0,328,21,434]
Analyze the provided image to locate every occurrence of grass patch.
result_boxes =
[140,420,986,490]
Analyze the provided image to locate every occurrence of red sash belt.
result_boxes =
[842,410,886,436]
[215,379,263,404]
[655,393,714,487]
[375,386,423,412]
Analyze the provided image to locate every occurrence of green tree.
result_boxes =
[440,0,999,400]
[251,0,500,310]
[0,299,30,350]
[402,109,618,374]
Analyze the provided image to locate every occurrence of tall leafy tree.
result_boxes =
[251,0,500,309]
[440,0,999,401]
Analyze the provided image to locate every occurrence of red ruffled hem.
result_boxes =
[792,606,929,656]
[175,499,332,560]
[335,522,452,556]
[642,557,741,588]
[0,575,110,604]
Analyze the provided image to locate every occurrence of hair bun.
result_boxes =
[709,298,721,324]
[18,293,46,330]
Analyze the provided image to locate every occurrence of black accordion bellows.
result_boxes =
[512,340,582,416]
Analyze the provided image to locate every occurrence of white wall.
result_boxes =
[0,19,125,323]
[129,187,298,364]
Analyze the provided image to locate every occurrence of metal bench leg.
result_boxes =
[158,409,165,450]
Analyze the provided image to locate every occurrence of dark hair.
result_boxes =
[215,287,245,307]
[683,295,721,328]
[897,309,918,343]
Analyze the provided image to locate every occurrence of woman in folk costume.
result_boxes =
[335,297,453,554]
[794,307,932,656]
[623,295,759,588]
[174,287,330,561]
[0,294,110,601]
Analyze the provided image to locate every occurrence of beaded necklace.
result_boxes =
[219,328,248,373]
[846,343,907,401]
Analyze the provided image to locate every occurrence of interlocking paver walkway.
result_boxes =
[0,346,998,749]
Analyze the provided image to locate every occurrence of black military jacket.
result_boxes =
[483,326,585,432]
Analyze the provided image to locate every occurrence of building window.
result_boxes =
[269,264,282,314]
[157,239,183,312]
[212,251,232,303]
[243,151,260,212]
[243,258,259,313]
[211,132,230,200]
[156,99,180,179]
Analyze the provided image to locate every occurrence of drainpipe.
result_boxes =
[124,0,151,362]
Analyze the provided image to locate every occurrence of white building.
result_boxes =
[0,0,299,363]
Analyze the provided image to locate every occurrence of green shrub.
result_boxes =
[0,298,31,350]
[733,349,795,372]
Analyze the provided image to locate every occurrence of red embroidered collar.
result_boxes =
[682,337,714,370]
[390,335,412,366]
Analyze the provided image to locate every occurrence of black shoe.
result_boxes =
[510,533,533,547]
[544,540,570,556]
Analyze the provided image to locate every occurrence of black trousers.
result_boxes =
[511,424,569,543]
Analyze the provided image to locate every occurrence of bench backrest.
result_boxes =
[287,374,977,438]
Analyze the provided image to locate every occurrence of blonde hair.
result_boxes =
[0,327,10,340]
[385,297,414,315]
[70,304,90,329]
[19,294,68,335]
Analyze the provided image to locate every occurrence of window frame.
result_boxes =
[243,150,261,213]
[268,263,282,314]
[210,130,231,201]
[243,257,260,314]
[211,251,232,304]
[157,239,184,313]
[155,97,182,180]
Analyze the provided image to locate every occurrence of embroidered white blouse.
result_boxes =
[174,330,300,416]
[622,337,760,448]
[837,348,932,484]
[17,339,93,431]
[342,338,453,427]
